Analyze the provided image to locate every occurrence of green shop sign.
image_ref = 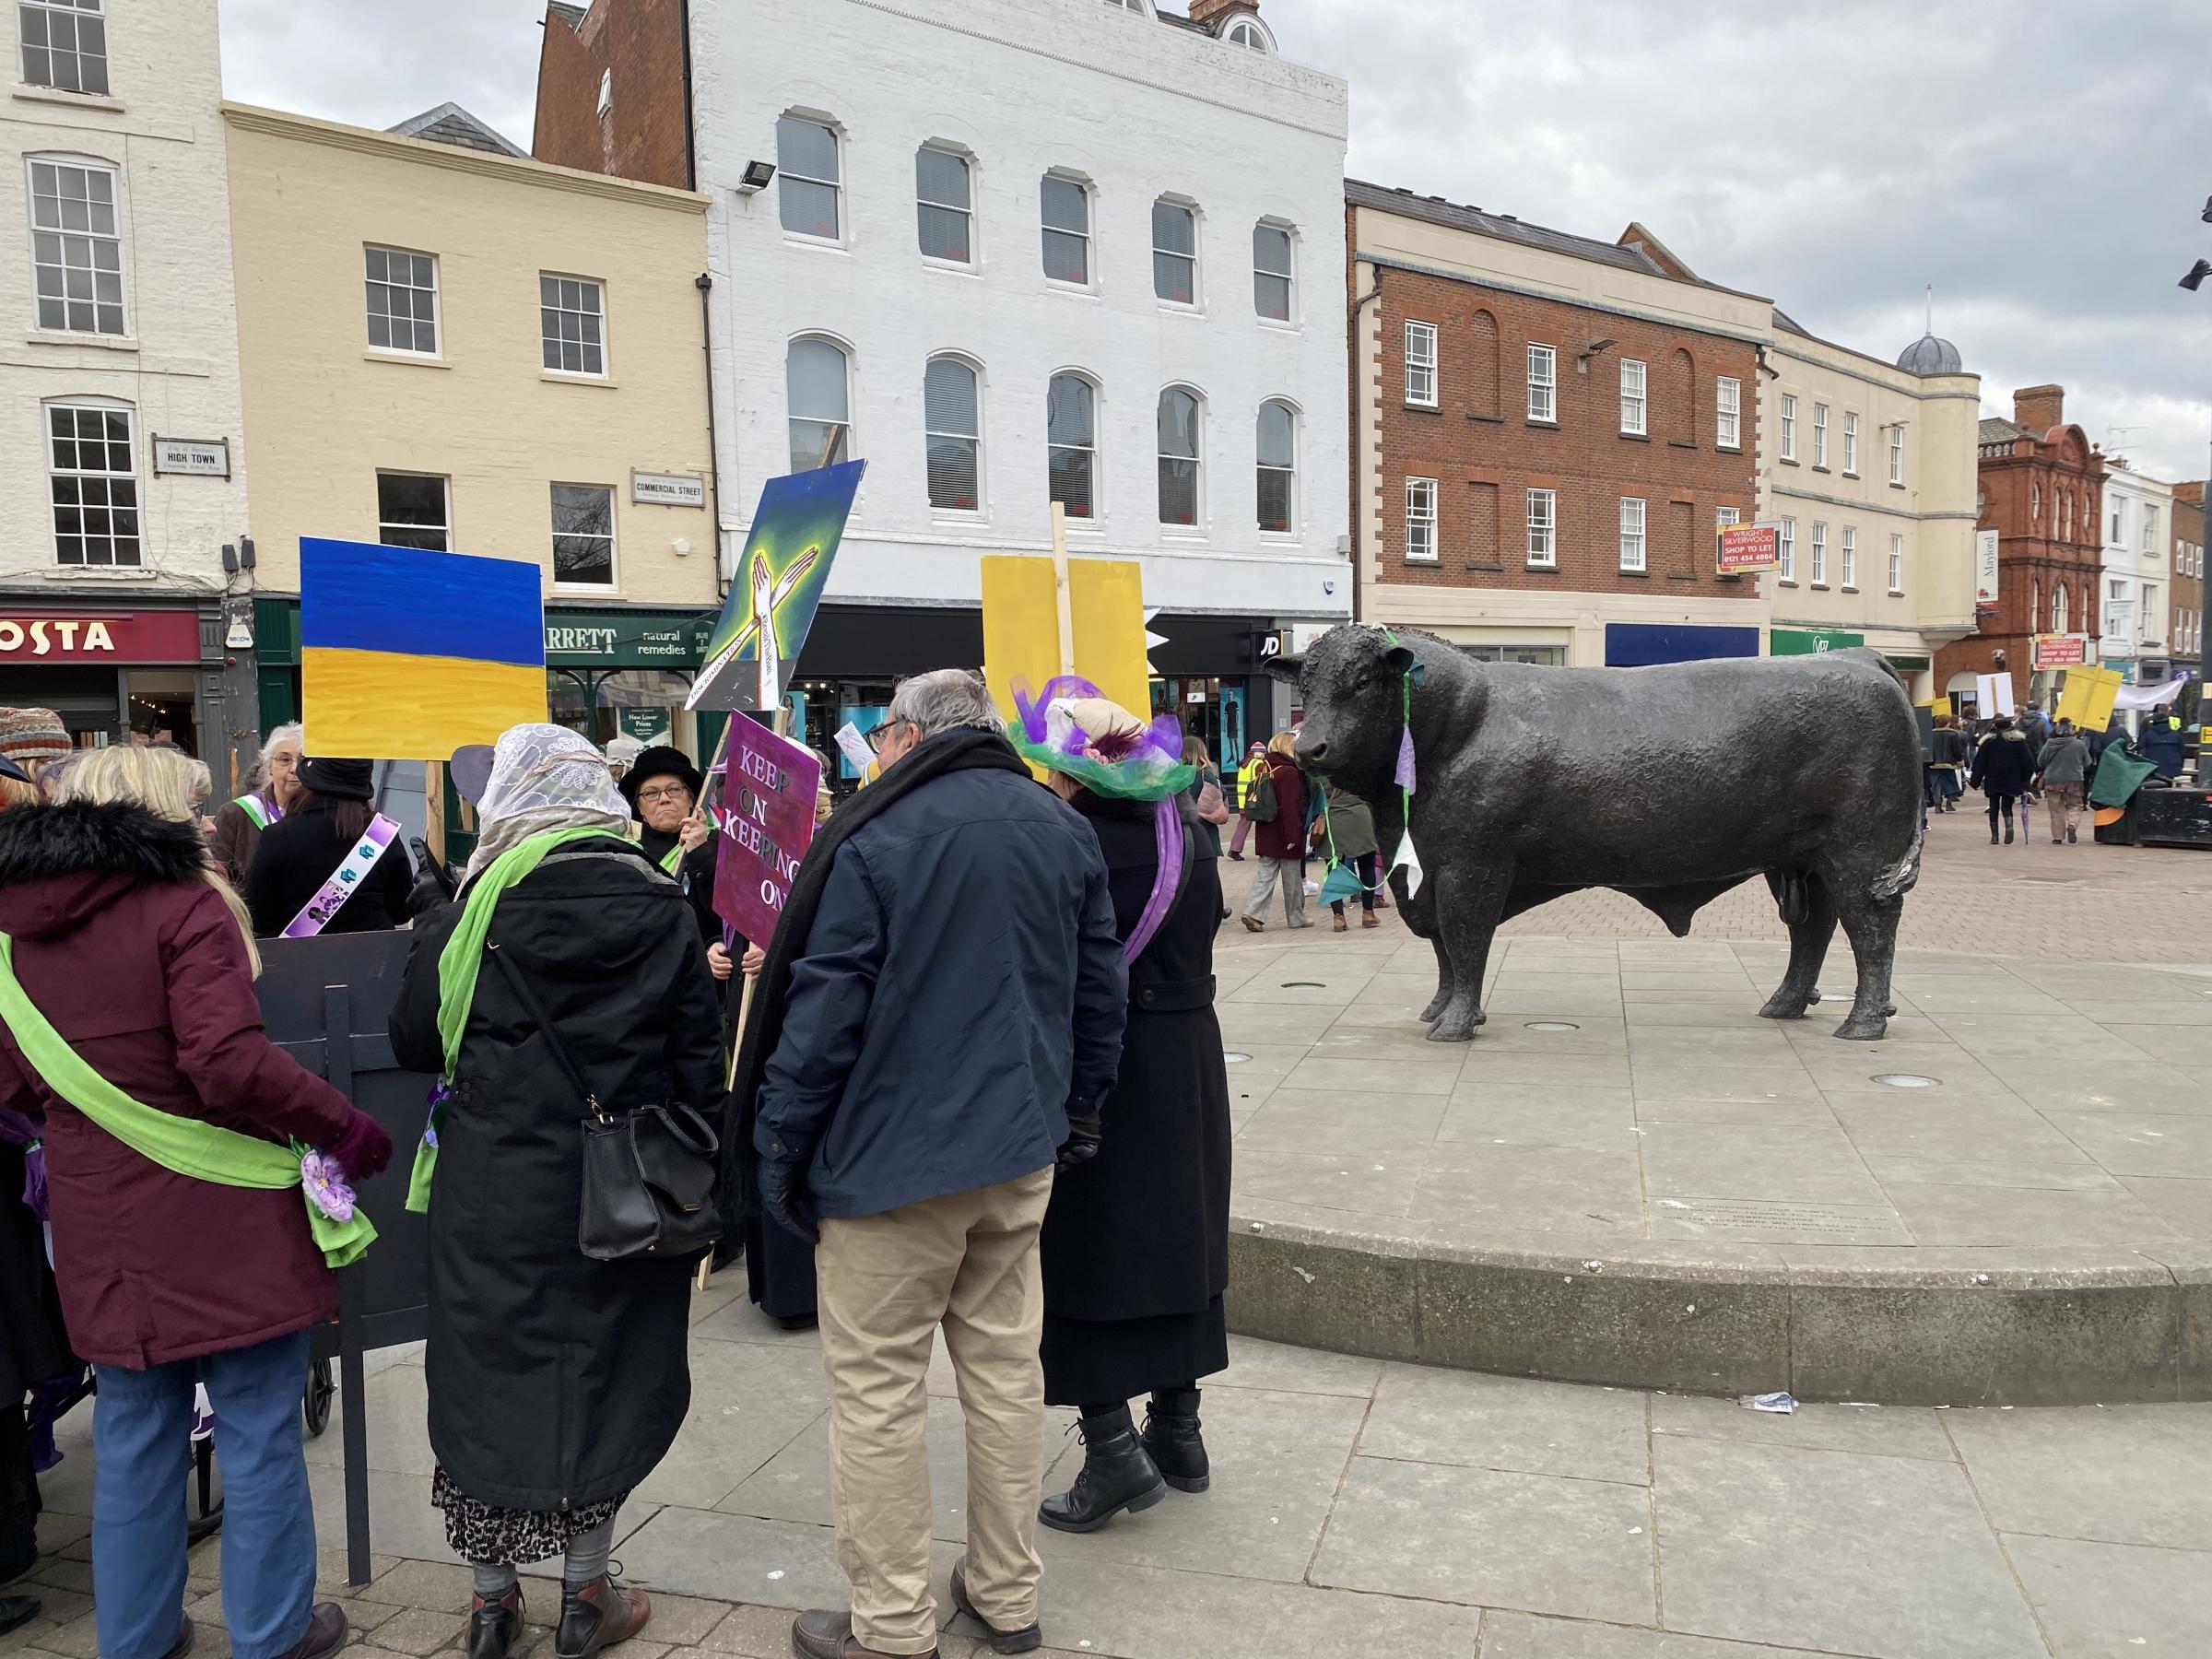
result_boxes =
[618,707,673,744]
[1771,627,1865,656]
[543,608,714,667]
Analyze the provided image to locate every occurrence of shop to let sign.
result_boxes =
[1716,524,1779,574]
[2032,633,2089,667]
[712,718,822,946]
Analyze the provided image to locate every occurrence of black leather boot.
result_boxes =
[0,1598,41,1641]
[467,1587,524,1659]
[1139,1389,1211,1494]
[1037,1406,1167,1533]
[555,1574,650,1659]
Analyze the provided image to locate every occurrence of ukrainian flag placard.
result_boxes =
[300,538,546,761]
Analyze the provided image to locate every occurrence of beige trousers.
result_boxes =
[815,1165,1055,1655]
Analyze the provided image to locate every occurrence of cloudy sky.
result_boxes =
[220,0,2212,483]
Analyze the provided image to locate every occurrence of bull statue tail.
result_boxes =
[1869,818,1924,902]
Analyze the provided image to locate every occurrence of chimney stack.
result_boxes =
[1188,0,1256,22]
[2013,383,2065,436]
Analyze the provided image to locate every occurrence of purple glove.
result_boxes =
[326,1109,394,1181]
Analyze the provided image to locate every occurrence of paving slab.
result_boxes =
[2001,1533,2212,1659]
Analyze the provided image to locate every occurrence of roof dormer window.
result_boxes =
[1224,18,1269,51]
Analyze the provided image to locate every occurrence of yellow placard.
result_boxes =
[2054,665,2123,731]
[980,554,1150,723]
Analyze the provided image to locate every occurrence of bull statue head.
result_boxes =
[1264,623,1416,796]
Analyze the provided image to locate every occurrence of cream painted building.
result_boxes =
[1756,323,1982,700]
[223,102,719,746]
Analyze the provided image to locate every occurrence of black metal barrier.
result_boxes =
[256,929,433,1586]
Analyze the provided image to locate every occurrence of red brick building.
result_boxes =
[2173,481,2203,683]
[1347,182,1764,666]
[532,0,691,189]
[1937,384,2106,710]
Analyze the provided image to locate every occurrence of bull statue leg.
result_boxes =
[1427,861,1510,1042]
[1830,887,1903,1041]
[1388,865,1456,1024]
[1758,868,1835,1021]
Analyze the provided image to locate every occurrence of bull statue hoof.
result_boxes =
[1758,988,1817,1020]
[1419,988,1453,1023]
[1427,999,1484,1041]
[1833,1008,1889,1041]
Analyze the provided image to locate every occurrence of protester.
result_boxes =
[1238,732,1311,933]
[1182,734,1226,857]
[1,1096,71,1639]
[2139,703,2185,780]
[1969,716,2036,844]
[1224,740,1266,862]
[1314,782,1382,932]
[1006,692,1232,1536]
[735,669,1124,1659]
[0,711,70,783]
[212,723,304,888]
[2034,717,2092,845]
[388,724,723,1659]
[244,757,409,936]
[618,745,720,948]
[605,735,644,782]
[1925,715,1966,813]
[0,745,392,1659]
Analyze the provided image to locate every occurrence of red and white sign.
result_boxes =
[2031,633,2091,668]
[1717,523,1779,575]
[0,611,201,663]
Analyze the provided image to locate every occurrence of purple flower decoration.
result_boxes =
[300,1151,358,1224]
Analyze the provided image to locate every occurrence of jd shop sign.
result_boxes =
[543,609,715,667]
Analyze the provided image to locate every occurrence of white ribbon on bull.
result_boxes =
[1382,629,1425,897]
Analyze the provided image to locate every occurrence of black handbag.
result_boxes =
[488,944,724,1263]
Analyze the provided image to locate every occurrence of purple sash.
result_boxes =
[281,814,400,938]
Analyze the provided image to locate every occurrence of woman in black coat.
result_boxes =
[1,1131,74,1635]
[1008,689,1231,1535]
[243,756,409,936]
[1968,717,2038,845]
[388,725,724,1659]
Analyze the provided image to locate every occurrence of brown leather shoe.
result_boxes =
[160,1617,194,1659]
[270,1604,348,1659]
[949,1558,1041,1653]
[789,1608,937,1659]
[556,1575,650,1659]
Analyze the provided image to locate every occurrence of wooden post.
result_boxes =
[422,762,446,866]
[1050,500,1076,677]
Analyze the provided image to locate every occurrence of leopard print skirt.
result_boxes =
[430,1465,626,1567]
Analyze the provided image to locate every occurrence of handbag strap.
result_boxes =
[487,942,603,1119]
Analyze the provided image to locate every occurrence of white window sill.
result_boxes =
[365,350,450,370]
[14,85,123,112]
[930,507,987,525]
[920,258,979,278]
[1045,279,1101,300]
[1258,530,1300,544]
[1159,528,1208,542]
[1619,566,1648,576]
[1526,560,1558,571]
[542,371,616,388]
[1255,315,1301,334]
[26,328,135,352]
[1405,399,1440,413]
[782,234,850,254]
[1157,299,1204,317]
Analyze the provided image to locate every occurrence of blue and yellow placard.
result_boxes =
[300,537,546,760]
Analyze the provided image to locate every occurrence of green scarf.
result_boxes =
[659,841,684,876]
[0,935,375,1269]
[405,826,623,1212]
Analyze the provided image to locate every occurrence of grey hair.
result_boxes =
[253,722,304,788]
[887,668,1000,738]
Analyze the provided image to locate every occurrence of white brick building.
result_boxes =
[0,0,254,775]
[2098,460,2175,686]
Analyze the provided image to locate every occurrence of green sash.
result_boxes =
[0,935,375,1269]
[405,826,625,1212]
[659,842,684,876]
[233,794,273,830]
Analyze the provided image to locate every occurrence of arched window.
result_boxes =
[2030,480,2040,524]
[785,336,850,473]
[1048,373,1098,520]
[775,115,841,241]
[1224,18,1269,51]
[1153,198,1197,304]
[1157,386,1202,526]
[2031,577,2041,635]
[1256,400,1296,533]
[924,356,981,512]
[1041,173,1091,284]
[1469,310,1500,418]
[2053,582,2068,634]
[2061,492,2072,542]
[1253,222,1293,320]
[1667,347,1696,442]
[915,146,972,264]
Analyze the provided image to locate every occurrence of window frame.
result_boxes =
[1714,504,1741,567]
[1780,394,1797,462]
[26,154,126,337]
[914,143,975,267]
[1404,476,1438,563]
[1841,524,1857,589]
[363,243,440,358]
[923,353,983,515]
[1404,320,1438,407]
[1841,411,1859,475]
[784,334,853,475]
[375,470,451,553]
[1619,358,1647,436]
[1618,495,1647,572]
[44,396,138,568]
[1223,17,1268,50]
[1041,171,1093,288]
[1252,219,1294,323]
[18,0,109,97]
[538,271,607,379]
[1811,403,1829,467]
[1888,422,1904,486]
[548,480,618,591]
[1256,398,1297,535]
[1810,520,1828,584]
[1526,486,1557,568]
[1526,343,1557,422]
[775,114,844,244]
[1150,196,1198,308]
[1888,532,1903,594]
[1777,516,1796,582]
[1716,376,1741,449]
[1047,371,1100,524]
[1156,383,1204,530]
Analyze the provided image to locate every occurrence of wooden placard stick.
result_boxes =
[1050,500,1076,677]
[423,762,446,866]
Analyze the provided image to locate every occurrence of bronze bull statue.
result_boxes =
[1268,626,1922,1041]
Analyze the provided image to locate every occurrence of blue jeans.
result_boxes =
[93,1330,317,1659]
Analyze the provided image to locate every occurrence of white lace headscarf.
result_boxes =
[465,723,634,879]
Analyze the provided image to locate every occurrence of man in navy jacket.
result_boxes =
[760,668,1124,1659]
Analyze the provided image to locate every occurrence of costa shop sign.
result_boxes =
[0,611,202,662]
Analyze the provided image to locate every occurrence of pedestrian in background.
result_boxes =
[1224,741,1266,862]
[389,724,723,1659]
[1182,734,1227,857]
[1018,694,1233,1537]
[245,757,410,936]
[2139,703,2185,780]
[2035,717,2092,844]
[1926,716,1966,813]
[1969,716,2036,844]
[1238,733,1310,934]
[211,723,303,888]
[605,735,643,782]
[0,745,393,1659]
[741,669,1125,1659]
[1316,782,1382,932]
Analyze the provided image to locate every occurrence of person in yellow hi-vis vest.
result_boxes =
[1225,740,1268,861]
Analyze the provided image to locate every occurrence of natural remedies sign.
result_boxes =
[712,717,822,947]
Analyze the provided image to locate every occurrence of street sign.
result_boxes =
[1717,523,1779,575]
[631,470,706,508]
[153,435,231,477]
[1975,529,2000,609]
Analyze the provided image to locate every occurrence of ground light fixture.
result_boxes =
[736,159,777,193]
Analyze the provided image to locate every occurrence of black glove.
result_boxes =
[760,1159,818,1244]
[1056,1111,1102,1170]
[404,837,458,919]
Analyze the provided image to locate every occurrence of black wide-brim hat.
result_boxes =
[299,756,374,802]
[618,745,703,811]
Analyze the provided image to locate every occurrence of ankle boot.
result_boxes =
[468,1587,524,1659]
[2004,823,2014,844]
[1140,1389,1210,1493]
[1038,1406,1167,1533]
[555,1574,650,1659]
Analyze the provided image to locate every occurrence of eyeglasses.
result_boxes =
[866,721,907,755]
[635,783,690,805]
